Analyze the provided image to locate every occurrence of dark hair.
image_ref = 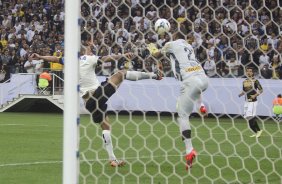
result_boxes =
[278,94,282,98]
[246,66,254,71]
[173,32,185,40]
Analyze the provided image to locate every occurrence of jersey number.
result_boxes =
[184,47,200,65]
[184,47,192,60]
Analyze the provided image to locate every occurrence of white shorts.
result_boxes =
[243,101,258,119]
[177,74,209,118]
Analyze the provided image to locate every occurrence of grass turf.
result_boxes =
[0,112,281,184]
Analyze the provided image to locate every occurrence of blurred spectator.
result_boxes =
[24,56,43,74]
[0,64,7,82]
[0,0,280,81]
[16,56,26,73]
[203,43,217,77]
[1,49,11,66]
[204,59,217,78]
[270,54,282,79]
[51,49,64,91]
[260,36,269,52]
[259,50,271,78]
[2,14,11,28]
[8,49,18,74]
[26,25,36,44]
[267,33,279,49]
[225,57,241,78]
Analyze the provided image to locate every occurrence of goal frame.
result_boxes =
[63,0,80,184]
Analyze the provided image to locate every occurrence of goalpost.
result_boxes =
[63,0,80,184]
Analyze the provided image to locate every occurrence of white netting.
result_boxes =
[79,0,282,183]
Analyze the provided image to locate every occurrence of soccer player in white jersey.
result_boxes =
[148,32,209,170]
[30,46,162,167]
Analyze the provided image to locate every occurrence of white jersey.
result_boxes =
[79,55,100,97]
[161,39,205,80]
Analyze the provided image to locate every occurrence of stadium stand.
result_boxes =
[0,0,281,83]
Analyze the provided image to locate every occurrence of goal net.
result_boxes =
[77,0,282,183]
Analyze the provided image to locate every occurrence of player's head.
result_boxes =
[172,32,185,41]
[278,94,282,98]
[246,66,254,78]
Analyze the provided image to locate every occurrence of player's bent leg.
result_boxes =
[196,95,208,116]
[108,69,162,87]
[107,70,126,89]
[247,117,257,135]
[100,115,126,167]
[85,90,125,167]
[177,78,208,170]
[250,117,262,138]
[184,75,209,116]
[185,148,197,171]
[246,117,260,137]
[178,116,197,170]
[244,102,261,137]
[125,70,160,80]
[195,77,209,113]
[177,114,197,170]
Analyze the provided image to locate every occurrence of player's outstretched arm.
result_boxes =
[100,53,134,63]
[29,53,60,63]
[147,43,162,58]
[238,91,245,97]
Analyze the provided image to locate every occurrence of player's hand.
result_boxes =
[238,92,245,97]
[147,43,159,55]
[29,53,40,60]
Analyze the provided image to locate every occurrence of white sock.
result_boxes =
[102,130,116,160]
[196,98,205,110]
[184,139,193,154]
[177,117,193,154]
[125,71,156,81]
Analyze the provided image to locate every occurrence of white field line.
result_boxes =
[0,125,281,138]
[0,124,25,126]
[125,129,282,138]
[0,153,280,168]
[0,124,48,127]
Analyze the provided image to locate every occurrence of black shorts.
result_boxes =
[85,81,116,123]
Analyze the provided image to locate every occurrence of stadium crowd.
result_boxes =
[0,0,282,83]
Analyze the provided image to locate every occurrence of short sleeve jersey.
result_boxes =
[161,39,205,80]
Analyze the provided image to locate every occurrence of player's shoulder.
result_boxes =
[242,78,249,83]
[252,78,260,83]
[80,54,97,59]
[178,39,193,48]
[80,54,99,62]
[165,39,187,47]
[254,78,262,85]
[171,39,186,45]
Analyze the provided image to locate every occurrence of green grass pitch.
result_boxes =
[0,112,281,184]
